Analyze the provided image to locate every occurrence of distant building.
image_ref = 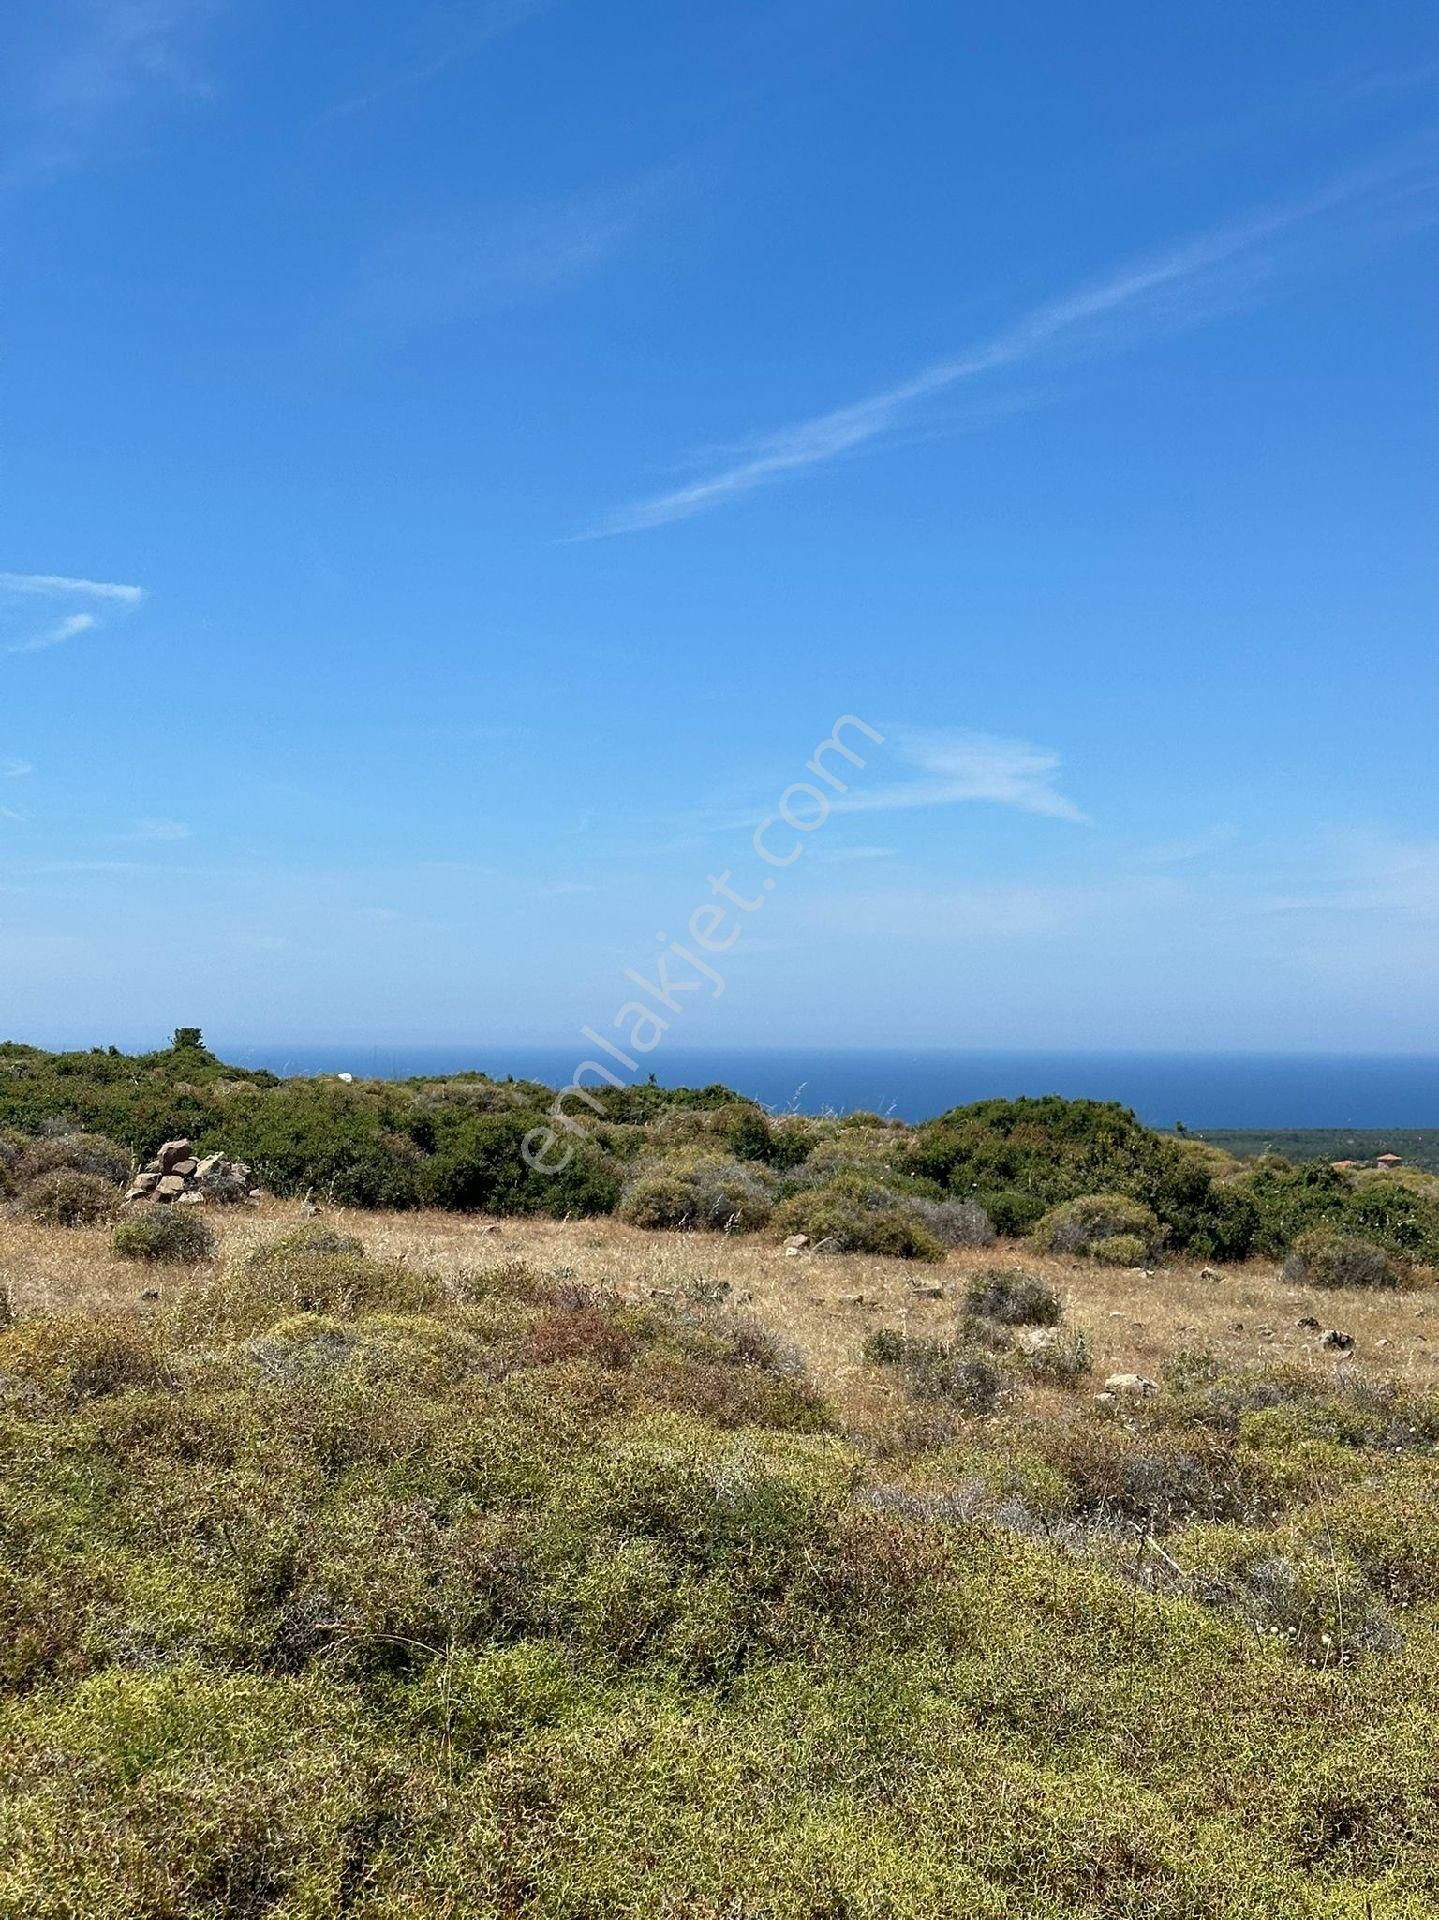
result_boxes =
[1376,1152,1403,1168]
[1333,1159,1359,1170]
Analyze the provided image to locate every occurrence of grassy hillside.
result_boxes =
[4,1202,1439,1916]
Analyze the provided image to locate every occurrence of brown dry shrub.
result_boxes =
[523,1305,642,1371]
[14,1170,120,1228]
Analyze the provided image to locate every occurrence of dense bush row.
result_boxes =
[4,1037,1438,1270]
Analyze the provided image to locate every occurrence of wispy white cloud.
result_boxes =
[319,0,545,123]
[818,844,896,864]
[1,758,32,778]
[1,1,219,191]
[0,572,145,603]
[10,613,97,655]
[794,876,1180,945]
[2,572,145,654]
[126,816,192,842]
[666,725,1085,844]
[585,145,1439,535]
[833,728,1088,824]
[1264,832,1439,928]
[357,165,677,333]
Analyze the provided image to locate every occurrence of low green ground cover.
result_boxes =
[3,1228,1439,1916]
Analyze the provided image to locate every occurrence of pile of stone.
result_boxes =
[125,1139,259,1208]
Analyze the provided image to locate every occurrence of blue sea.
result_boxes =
[220,1046,1439,1131]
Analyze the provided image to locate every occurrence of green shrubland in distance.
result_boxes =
[3,1037,1438,1272]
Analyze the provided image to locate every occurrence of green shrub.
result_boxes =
[963,1267,1060,1326]
[860,1211,947,1261]
[14,1169,120,1227]
[112,1208,216,1264]
[1283,1228,1401,1290]
[244,1224,366,1272]
[1340,1180,1439,1263]
[863,1329,1008,1411]
[773,1187,945,1261]
[15,1131,132,1187]
[618,1158,774,1233]
[180,1228,445,1333]
[1032,1192,1163,1262]
[1237,1160,1351,1257]
[972,1187,1049,1237]
[1091,1231,1153,1267]
[0,1311,170,1401]
[422,1116,621,1218]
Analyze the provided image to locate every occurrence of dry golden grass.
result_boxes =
[6,1197,1438,1424]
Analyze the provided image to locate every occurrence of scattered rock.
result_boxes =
[1296,1315,1321,1330]
[1321,1328,1356,1353]
[906,1283,946,1300]
[1199,1266,1222,1282]
[838,1292,878,1309]
[1103,1372,1158,1397]
[126,1142,255,1207]
[783,1234,809,1255]
[1018,1327,1061,1356]
[476,1223,500,1236]
[139,1288,160,1302]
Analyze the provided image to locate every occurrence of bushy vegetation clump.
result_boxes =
[904,1193,995,1248]
[111,1208,215,1264]
[13,1169,120,1227]
[1032,1191,1164,1263]
[1018,1324,1093,1387]
[1282,1226,1402,1290]
[14,1130,132,1187]
[774,1183,947,1261]
[617,1156,775,1232]
[963,1266,1061,1326]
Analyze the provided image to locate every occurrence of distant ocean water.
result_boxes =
[220,1047,1439,1131]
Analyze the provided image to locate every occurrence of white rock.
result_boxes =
[1018,1327,1061,1356]
[1103,1371,1157,1397]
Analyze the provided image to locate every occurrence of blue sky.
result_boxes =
[1,1,1436,1053]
